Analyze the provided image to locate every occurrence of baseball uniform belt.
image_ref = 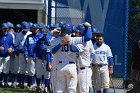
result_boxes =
[92,64,107,67]
[59,61,75,64]
[80,66,91,70]
[19,49,24,53]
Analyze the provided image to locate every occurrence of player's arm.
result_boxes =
[107,45,114,67]
[71,27,92,44]
[8,36,14,53]
[107,45,114,75]
[89,41,95,61]
[108,57,114,75]
[52,39,67,54]
[52,43,62,54]
[83,27,92,42]
[46,51,52,71]
[70,44,79,52]
[24,36,29,62]
[70,43,85,52]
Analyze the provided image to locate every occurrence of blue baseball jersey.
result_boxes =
[36,36,52,60]
[0,32,14,57]
[24,33,42,58]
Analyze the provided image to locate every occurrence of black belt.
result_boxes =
[59,61,75,64]
[80,66,91,70]
[92,64,107,67]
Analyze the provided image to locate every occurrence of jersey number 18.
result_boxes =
[61,44,69,52]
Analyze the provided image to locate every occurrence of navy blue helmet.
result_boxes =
[21,21,30,31]
[62,23,73,35]
[75,24,85,35]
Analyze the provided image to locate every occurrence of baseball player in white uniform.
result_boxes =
[92,33,114,93]
[71,24,95,93]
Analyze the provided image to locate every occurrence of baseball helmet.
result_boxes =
[16,24,22,28]
[21,21,30,31]
[59,21,65,27]
[32,24,39,29]
[49,23,56,28]
[38,23,45,29]
[28,22,33,28]
[62,23,73,35]
[1,23,9,29]
[55,23,60,28]
[92,27,99,34]
[7,22,14,28]
[76,24,85,35]
[43,29,49,35]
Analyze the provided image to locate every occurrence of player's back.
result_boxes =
[51,37,76,65]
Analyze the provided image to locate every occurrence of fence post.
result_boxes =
[48,0,52,24]
[124,0,129,81]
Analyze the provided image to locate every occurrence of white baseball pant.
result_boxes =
[92,65,110,91]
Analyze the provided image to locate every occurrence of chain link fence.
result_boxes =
[127,0,140,79]
[54,0,84,25]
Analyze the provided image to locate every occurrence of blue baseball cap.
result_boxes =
[7,22,14,28]
[2,23,9,29]
[32,24,39,29]
[43,29,50,34]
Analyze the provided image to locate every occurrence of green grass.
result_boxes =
[0,88,36,93]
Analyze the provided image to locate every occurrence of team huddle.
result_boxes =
[0,21,113,93]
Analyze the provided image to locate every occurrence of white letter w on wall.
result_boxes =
[82,0,109,33]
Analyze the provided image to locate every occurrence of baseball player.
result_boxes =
[15,24,22,33]
[92,33,114,93]
[15,21,32,88]
[24,23,42,90]
[35,29,52,93]
[6,22,15,44]
[38,23,45,33]
[51,23,78,93]
[0,23,14,88]
[71,24,95,93]
[10,24,22,88]
[7,22,16,78]
[50,27,62,93]
[92,28,99,44]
